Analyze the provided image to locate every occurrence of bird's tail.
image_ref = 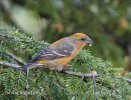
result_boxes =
[24,62,36,69]
[24,62,43,70]
[24,63,32,68]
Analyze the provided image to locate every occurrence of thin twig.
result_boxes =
[64,70,99,78]
[6,50,25,65]
[17,68,22,86]
[92,72,98,100]
[25,68,29,100]
[0,32,31,43]
[0,61,22,69]
[116,76,131,84]
[126,78,131,83]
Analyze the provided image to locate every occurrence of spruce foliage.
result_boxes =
[0,29,131,100]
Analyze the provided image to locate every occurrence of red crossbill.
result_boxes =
[25,33,93,71]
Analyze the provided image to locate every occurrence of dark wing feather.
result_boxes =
[30,43,74,62]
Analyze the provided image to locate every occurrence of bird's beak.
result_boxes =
[85,37,94,46]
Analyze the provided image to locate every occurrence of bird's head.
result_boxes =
[69,33,93,46]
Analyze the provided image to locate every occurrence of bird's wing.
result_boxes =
[30,42,74,62]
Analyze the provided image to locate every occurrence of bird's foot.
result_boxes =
[59,64,71,72]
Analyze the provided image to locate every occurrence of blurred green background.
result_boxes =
[0,0,131,72]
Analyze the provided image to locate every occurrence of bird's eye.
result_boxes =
[81,38,86,41]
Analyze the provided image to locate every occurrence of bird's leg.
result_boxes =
[60,64,71,72]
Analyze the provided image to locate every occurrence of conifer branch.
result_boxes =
[63,70,99,78]
[0,32,31,43]
[1,61,131,84]
[6,50,25,65]
[0,61,22,69]
[0,61,99,78]
[126,78,131,84]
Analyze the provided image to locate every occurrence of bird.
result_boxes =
[25,33,93,71]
